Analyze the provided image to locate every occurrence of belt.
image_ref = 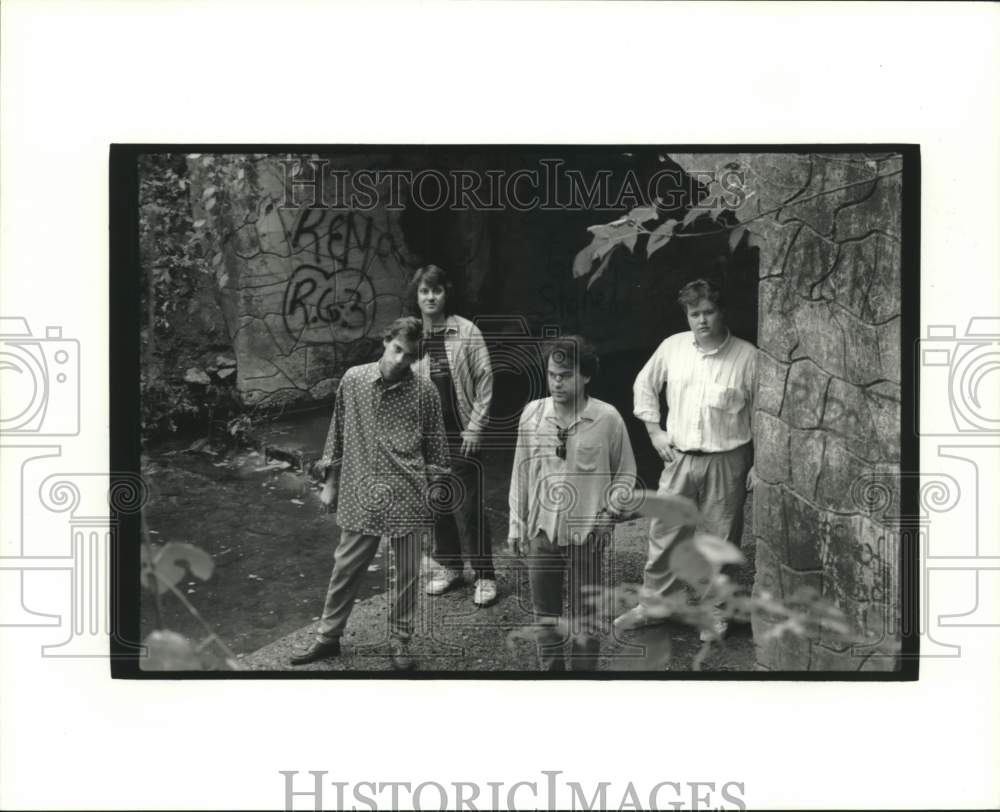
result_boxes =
[677,441,751,457]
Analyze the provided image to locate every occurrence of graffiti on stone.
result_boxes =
[223,180,412,406]
[282,209,406,347]
[817,516,891,607]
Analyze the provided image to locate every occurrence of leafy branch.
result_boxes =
[506,492,861,672]
[141,537,243,670]
[573,168,902,288]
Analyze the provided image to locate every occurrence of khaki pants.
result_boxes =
[317,530,421,643]
[640,443,752,610]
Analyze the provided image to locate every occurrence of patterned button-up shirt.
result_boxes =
[633,330,757,453]
[508,396,638,547]
[318,362,450,536]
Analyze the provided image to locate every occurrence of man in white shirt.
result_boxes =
[615,279,756,639]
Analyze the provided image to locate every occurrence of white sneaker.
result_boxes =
[473,578,497,606]
[425,568,463,595]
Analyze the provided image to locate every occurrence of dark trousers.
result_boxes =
[430,450,496,580]
[524,532,607,671]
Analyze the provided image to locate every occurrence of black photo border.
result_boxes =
[110,143,920,681]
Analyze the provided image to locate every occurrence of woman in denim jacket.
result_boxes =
[409,265,497,605]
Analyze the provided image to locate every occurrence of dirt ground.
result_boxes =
[140,432,757,673]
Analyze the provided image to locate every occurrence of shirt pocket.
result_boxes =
[705,382,746,414]
[574,443,601,472]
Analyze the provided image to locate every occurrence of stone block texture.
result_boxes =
[675,153,903,671]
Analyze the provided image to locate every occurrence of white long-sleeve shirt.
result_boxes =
[633,330,757,453]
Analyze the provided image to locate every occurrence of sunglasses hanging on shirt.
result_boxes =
[556,426,570,460]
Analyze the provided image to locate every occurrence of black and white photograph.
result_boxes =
[4,2,998,809]
[118,146,917,677]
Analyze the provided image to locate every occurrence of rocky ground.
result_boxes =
[141,417,757,674]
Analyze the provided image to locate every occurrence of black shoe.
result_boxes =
[389,639,416,671]
[290,638,341,666]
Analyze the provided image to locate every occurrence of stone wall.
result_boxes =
[190,154,491,408]
[673,153,904,671]
[186,151,905,670]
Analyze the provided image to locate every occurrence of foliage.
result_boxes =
[506,492,861,672]
[572,175,762,290]
[139,153,258,441]
[185,152,260,289]
[140,519,242,671]
[140,367,201,436]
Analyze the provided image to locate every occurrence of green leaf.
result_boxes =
[690,531,745,567]
[205,197,216,211]
[665,535,715,590]
[635,489,700,527]
[237,168,245,180]
[202,185,217,200]
[592,237,616,261]
[193,219,206,229]
[212,251,223,267]
[572,243,597,278]
[646,219,678,257]
[682,207,705,227]
[586,251,612,290]
[151,542,214,594]
[218,272,229,288]
[142,630,202,670]
[586,219,634,242]
[627,205,658,225]
[188,153,202,160]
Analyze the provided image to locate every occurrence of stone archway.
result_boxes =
[672,153,904,671]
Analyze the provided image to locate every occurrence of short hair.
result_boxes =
[382,316,423,344]
[543,335,600,380]
[677,278,724,310]
[407,264,455,316]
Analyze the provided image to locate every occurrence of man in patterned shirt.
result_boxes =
[290,316,450,670]
[615,279,757,640]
